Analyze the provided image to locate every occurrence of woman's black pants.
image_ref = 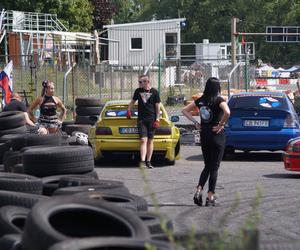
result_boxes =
[198,126,225,193]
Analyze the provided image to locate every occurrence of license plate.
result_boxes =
[243,120,269,127]
[119,127,139,134]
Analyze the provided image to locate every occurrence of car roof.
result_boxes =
[231,91,286,97]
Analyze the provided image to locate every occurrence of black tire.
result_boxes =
[83,170,99,179]
[76,106,103,116]
[3,151,21,173]
[75,98,102,107]
[175,139,180,157]
[0,143,10,164]
[65,124,91,135]
[21,197,150,250]
[41,174,94,196]
[0,190,48,208]
[75,115,99,125]
[49,237,173,250]
[73,191,148,211]
[0,126,28,136]
[0,172,43,194]
[58,177,124,189]
[19,144,58,154]
[0,134,25,147]
[61,120,75,132]
[12,164,24,174]
[11,134,62,151]
[135,211,174,235]
[165,148,176,166]
[0,206,30,237]
[52,185,130,197]
[0,111,26,130]
[0,234,22,250]
[23,146,94,177]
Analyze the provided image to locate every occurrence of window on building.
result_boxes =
[131,38,142,50]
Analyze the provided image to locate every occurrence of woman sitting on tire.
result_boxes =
[29,80,67,134]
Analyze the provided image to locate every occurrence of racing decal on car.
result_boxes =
[259,97,281,108]
[199,106,213,123]
[140,92,152,103]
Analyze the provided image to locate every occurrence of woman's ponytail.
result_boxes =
[41,80,48,96]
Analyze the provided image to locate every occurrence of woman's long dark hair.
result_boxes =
[202,77,221,104]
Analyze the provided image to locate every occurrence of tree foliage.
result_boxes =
[1,0,300,64]
[0,0,93,32]
[111,0,300,65]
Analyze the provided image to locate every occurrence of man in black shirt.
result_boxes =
[3,93,47,134]
[127,75,161,169]
[3,93,27,112]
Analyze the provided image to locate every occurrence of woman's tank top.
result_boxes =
[40,95,57,117]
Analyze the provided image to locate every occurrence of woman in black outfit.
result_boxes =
[182,77,230,206]
[29,80,67,134]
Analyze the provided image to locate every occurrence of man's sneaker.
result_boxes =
[146,161,154,169]
[193,191,202,206]
[139,161,147,169]
[205,197,216,207]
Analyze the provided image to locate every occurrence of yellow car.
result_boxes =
[88,100,180,165]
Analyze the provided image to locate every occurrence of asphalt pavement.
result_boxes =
[95,145,300,247]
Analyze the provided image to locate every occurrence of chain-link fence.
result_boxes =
[1,53,256,118]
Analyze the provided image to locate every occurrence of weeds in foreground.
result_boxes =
[140,166,262,250]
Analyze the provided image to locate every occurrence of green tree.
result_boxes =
[0,0,93,32]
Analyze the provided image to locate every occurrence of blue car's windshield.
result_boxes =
[229,94,288,110]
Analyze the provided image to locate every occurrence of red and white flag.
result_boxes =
[0,60,13,105]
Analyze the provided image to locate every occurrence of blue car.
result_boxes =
[225,91,300,155]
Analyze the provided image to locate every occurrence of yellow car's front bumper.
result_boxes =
[89,137,180,162]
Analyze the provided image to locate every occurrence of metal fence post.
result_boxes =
[158,53,161,94]
[110,66,113,100]
[120,71,124,99]
[88,65,91,97]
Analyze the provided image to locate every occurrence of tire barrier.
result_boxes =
[0,133,176,250]
[0,206,30,237]
[23,146,94,177]
[49,237,174,250]
[52,185,130,197]
[0,172,43,194]
[73,191,148,211]
[58,177,124,189]
[135,211,174,235]
[0,111,26,130]
[65,124,92,136]
[0,234,22,250]
[0,190,48,208]
[42,174,98,196]
[21,197,150,250]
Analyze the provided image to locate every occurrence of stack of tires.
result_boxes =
[0,140,175,249]
[0,134,64,173]
[0,111,27,137]
[64,98,104,136]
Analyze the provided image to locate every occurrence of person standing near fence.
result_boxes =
[127,75,161,169]
[182,77,230,206]
[28,80,67,134]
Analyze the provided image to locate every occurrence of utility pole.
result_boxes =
[231,17,238,67]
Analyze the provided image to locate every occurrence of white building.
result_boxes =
[103,18,186,66]
[196,39,231,65]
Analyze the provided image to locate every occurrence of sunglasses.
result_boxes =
[139,80,147,84]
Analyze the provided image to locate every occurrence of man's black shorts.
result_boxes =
[138,119,155,139]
